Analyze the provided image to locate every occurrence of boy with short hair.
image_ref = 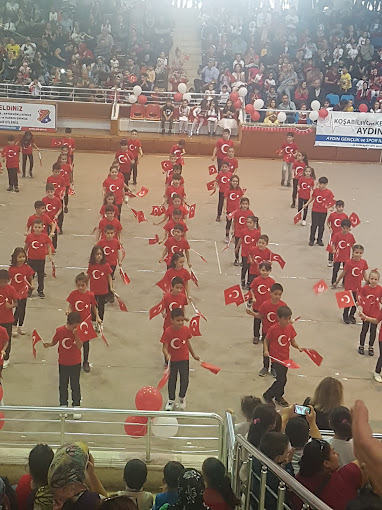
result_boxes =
[160,225,191,267]
[263,305,303,407]
[62,127,76,163]
[215,161,233,222]
[25,200,54,237]
[0,269,17,368]
[278,132,298,187]
[331,218,355,286]
[212,129,234,171]
[128,129,143,185]
[249,261,275,345]
[165,175,186,206]
[326,200,348,267]
[43,311,82,419]
[113,139,134,186]
[98,206,123,240]
[161,98,174,134]
[153,461,184,510]
[97,224,122,303]
[1,135,21,192]
[303,176,335,247]
[161,308,200,411]
[24,219,53,299]
[118,459,154,510]
[223,146,239,174]
[42,183,62,250]
[162,276,188,330]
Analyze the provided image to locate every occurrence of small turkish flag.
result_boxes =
[32,329,42,359]
[149,234,160,245]
[156,277,170,293]
[188,204,196,219]
[206,180,216,191]
[336,290,356,309]
[77,316,97,342]
[349,212,361,228]
[120,268,130,284]
[136,211,147,223]
[151,206,163,216]
[68,186,75,196]
[126,190,136,198]
[149,300,164,320]
[271,253,286,269]
[224,285,244,306]
[302,348,323,367]
[209,165,218,175]
[99,324,109,347]
[227,212,234,220]
[137,186,149,197]
[131,208,138,218]
[313,279,328,294]
[114,293,128,312]
[51,138,63,147]
[326,241,333,253]
[157,366,170,390]
[201,361,221,374]
[270,356,300,369]
[325,198,336,209]
[243,291,251,302]
[294,210,302,224]
[190,269,198,288]
[51,261,56,278]
[189,315,201,336]
[161,160,172,171]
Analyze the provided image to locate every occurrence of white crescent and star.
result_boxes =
[301,182,307,189]
[366,294,376,304]
[352,267,361,277]
[342,295,351,304]
[14,273,23,284]
[334,219,341,227]
[103,246,112,256]
[171,246,179,254]
[31,241,41,249]
[258,284,267,295]
[267,311,276,322]
[46,203,53,212]
[170,337,185,349]
[338,240,346,249]
[230,290,239,299]
[169,301,178,311]
[75,300,85,312]
[316,196,323,203]
[80,321,88,333]
[62,337,73,349]
[221,143,229,154]
[239,216,245,224]
[118,155,128,164]
[92,269,101,280]
[278,334,288,346]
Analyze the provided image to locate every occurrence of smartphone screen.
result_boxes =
[294,404,310,415]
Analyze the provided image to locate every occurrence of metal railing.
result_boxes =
[225,412,333,510]
[0,406,224,463]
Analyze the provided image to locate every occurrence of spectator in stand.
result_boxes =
[325,64,340,95]
[328,407,356,467]
[233,395,261,436]
[166,469,208,510]
[294,80,309,108]
[199,59,219,92]
[303,377,344,430]
[360,38,375,62]
[116,459,154,510]
[218,99,237,132]
[277,63,298,100]
[202,458,240,510]
[356,81,372,108]
[278,94,296,124]
[340,66,352,94]
[153,462,184,510]
[308,79,326,107]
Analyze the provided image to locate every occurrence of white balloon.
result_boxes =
[133,85,142,96]
[309,110,319,121]
[238,87,248,97]
[152,416,179,438]
[277,111,287,123]
[128,94,138,104]
[311,100,320,111]
[358,112,367,121]
[253,98,264,110]
[183,93,192,102]
[177,83,187,94]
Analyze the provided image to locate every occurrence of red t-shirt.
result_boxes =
[332,232,356,263]
[222,157,238,173]
[267,323,296,361]
[97,238,121,266]
[292,160,306,179]
[100,204,119,218]
[53,325,81,366]
[164,237,190,264]
[127,138,142,159]
[165,171,185,187]
[62,137,76,155]
[297,177,314,200]
[0,326,8,366]
[311,188,335,213]
[87,263,112,295]
[327,212,348,235]
[164,267,191,292]
[25,233,52,260]
[59,163,72,187]
[215,138,234,159]
[42,196,62,220]
[204,488,232,510]
[216,171,233,193]
[233,209,254,237]
[21,140,33,155]
[250,275,275,311]
[46,175,66,199]
[115,150,134,173]
[166,205,188,219]
[9,264,34,300]
[16,473,32,510]
[160,325,192,361]
[103,177,124,205]
[0,284,18,323]
[248,246,272,275]
[66,290,97,321]
[1,145,20,168]
[166,185,185,204]
[98,217,122,238]
[164,219,188,237]
[281,142,298,163]
[239,227,261,257]
[171,144,185,157]
[224,188,244,213]
[258,299,287,334]
[27,213,52,234]
[344,258,368,292]
[358,284,382,319]
[162,292,188,329]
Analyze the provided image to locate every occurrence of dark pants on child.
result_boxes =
[360,322,377,347]
[168,360,189,401]
[132,158,138,184]
[241,256,249,285]
[161,116,173,132]
[298,198,308,220]
[375,342,382,373]
[217,158,223,171]
[343,290,357,321]
[13,299,27,327]
[22,154,33,176]
[59,363,81,406]
[292,179,298,206]
[64,186,69,207]
[217,192,224,217]
[123,172,131,186]
[117,204,122,218]
[331,262,344,285]
[253,314,261,338]
[28,259,45,293]
[91,294,107,322]
[263,362,287,400]
[57,200,64,234]
[0,323,12,360]
[310,211,327,243]
[7,167,18,189]
[226,218,232,234]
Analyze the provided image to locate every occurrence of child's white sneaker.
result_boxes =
[165,400,175,411]
[3,360,9,369]
[301,220,306,226]
[374,372,382,383]
[12,327,18,337]
[18,327,26,335]
[179,398,186,410]
[73,407,82,420]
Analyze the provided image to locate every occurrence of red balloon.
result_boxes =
[245,104,254,114]
[124,416,147,437]
[251,111,260,122]
[318,108,328,118]
[174,92,182,102]
[359,103,368,112]
[135,386,163,411]
[233,100,242,109]
[230,92,239,102]
[138,95,147,104]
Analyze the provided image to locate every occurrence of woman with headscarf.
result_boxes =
[159,469,209,510]
[48,442,107,510]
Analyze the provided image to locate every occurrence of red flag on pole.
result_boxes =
[201,361,221,374]
[189,299,207,321]
[68,186,75,196]
[99,324,109,347]
[136,211,147,223]
[208,165,218,175]
[336,290,356,309]
[77,316,97,342]
[157,366,170,389]
[270,356,300,369]
[51,261,56,278]
[188,204,196,219]
[120,268,130,284]
[271,253,286,269]
[151,206,165,216]
[313,280,328,294]
[32,329,42,359]
[137,186,149,197]
[190,269,198,288]
[161,160,172,172]
[224,285,245,306]
[325,198,336,209]
[302,348,323,366]
[190,248,207,263]
[114,293,128,311]
[189,315,201,336]
[51,138,63,147]
[149,301,164,320]
[349,212,361,228]
[149,234,160,245]
[156,277,170,293]
[206,180,216,191]
[294,210,302,224]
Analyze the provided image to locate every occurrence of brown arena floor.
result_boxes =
[1,150,382,430]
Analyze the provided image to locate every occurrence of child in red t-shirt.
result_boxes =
[297,166,315,225]
[24,219,53,298]
[326,199,348,266]
[278,132,298,187]
[223,175,244,243]
[215,161,232,222]
[358,270,382,357]
[263,305,303,407]
[248,262,275,345]
[97,224,122,303]
[98,206,122,240]
[162,276,188,331]
[247,234,272,286]
[18,130,39,177]
[128,129,143,186]
[232,197,254,266]
[161,308,199,411]
[43,183,63,250]
[113,138,134,186]
[212,129,234,171]
[9,247,34,337]
[160,210,189,244]
[102,166,131,218]
[57,153,73,213]
[62,127,76,163]
[331,218,355,286]
[0,326,9,380]
[1,135,21,192]
[164,253,191,298]
[291,151,308,208]
[222,146,239,174]
[160,224,191,268]
[235,215,261,289]
[303,176,335,246]
[47,163,66,234]
[44,311,82,418]
[25,200,54,237]
[99,192,119,220]
[87,246,113,323]
[0,269,18,367]
[171,139,186,160]
[165,175,186,206]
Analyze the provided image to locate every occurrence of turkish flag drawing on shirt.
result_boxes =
[349,212,361,228]
[149,300,164,320]
[77,316,97,342]
[313,280,329,294]
[32,329,42,359]
[336,290,356,309]
[189,315,201,336]
[224,285,244,306]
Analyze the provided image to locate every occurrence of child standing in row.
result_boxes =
[358,270,382,356]
[128,129,143,186]
[9,247,34,337]
[235,216,261,289]
[330,219,355,286]
[249,262,275,345]
[19,130,39,178]
[87,246,113,326]
[215,163,232,222]
[326,200,348,267]
[1,135,21,192]
[297,166,315,226]
[0,269,18,368]
[291,151,308,208]
[223,175,243,243]
[42,183,62,250]
[303,176,335,247]
[24,219,53,299]
[232,198,254,266]
[279,132,297,187]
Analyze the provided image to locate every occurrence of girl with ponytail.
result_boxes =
[202,458,240,510]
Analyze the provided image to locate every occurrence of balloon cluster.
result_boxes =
[128,86,147,105]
